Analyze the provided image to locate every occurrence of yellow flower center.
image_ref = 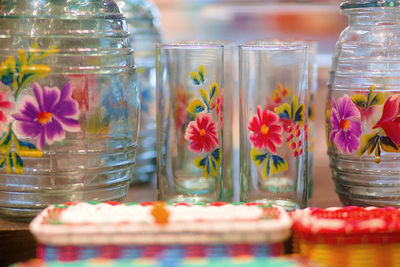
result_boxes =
[340,119,350,130]
[37,112,53,124]
[261,124,269,135]
[200,129,206,136]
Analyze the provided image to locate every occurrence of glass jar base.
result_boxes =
[331,156,400,207]
[0,181,130,221]
[240,198,300,211]
[159,194,218,204]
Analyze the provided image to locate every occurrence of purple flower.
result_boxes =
[330,95,362,154]
[13,82,80,149]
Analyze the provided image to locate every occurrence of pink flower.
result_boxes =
[68,74,98,112]
[212,89,224,128]
[248,105,283,153]
[0,91,14,130]
[185,114,219,153]
[175,87,189,130]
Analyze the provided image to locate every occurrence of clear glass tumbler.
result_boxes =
[246,39,318,200]
[239,44,309,210]
[0,0,140,219]
[156,43,224,203]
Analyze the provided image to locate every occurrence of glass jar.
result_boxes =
[0,0,139,219]
[327,1,400,206]
[117,0,162,183]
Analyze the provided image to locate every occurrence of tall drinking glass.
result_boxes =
[239,44,309,210]
[156,43,224,203]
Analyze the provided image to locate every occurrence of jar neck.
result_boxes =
[344,8,400,25]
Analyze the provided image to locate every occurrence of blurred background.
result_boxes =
[145,0,347,205]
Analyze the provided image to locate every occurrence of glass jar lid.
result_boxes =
[341,0,400,9]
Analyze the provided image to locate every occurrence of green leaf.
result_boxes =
[270,154,288,174]
[190,71,201,85]
[357,133,379,156]
[13,133,42,158]
[250,147,267,166]
[0,126,12,154]
[209,82,219,103]
[194,155,211,178]
[187,99,206,114]
[198,65,206,84]
[380,136,400,152]
[351,94,368,109]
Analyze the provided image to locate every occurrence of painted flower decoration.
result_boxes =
[13,82,80,149]
[185,113,219,153]
[69,74,98,112]
[175,86,190,130]
[0,91,14,130]
[330,95,362,154]
[351,85,385,122]
[248,105,283,154]
[373,94,400,147]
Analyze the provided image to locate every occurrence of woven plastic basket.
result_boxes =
[30,201,292,262]
[291,206,400,267]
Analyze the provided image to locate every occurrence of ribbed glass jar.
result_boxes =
[327,1,400,206]
[118,0,161,183]
[0,0,139,219]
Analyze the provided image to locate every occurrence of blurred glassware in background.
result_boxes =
[156,43,224,203]
[118,0,162,184]
[327,0,400,207]
[239,43,309,210]
[0,0,139,220]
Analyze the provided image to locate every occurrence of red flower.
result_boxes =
[69,74,98,111]
[185,114,219,153]
[0,91,14,130]
[373,95,400,146]
[175,86,189,130]
[248,106,283,153]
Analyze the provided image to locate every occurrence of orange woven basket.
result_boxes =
[291,206,400,267]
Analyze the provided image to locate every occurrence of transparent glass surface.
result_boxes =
[327,6,400,207]
[246,40,317,200]
[0,0,139,219]
[239,44,308,210]
[156,43,224,203]
[118,0,162,183]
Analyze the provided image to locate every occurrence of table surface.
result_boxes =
[0,78,340,265]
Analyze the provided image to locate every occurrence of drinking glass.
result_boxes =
[246,40,318,199]
[239,43,309,210]
[156,43,224,203]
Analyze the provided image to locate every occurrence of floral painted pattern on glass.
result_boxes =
[0,43,58,99]
[274,96,305,157]
[185,114,219,153]
[0,92,14,131]
[13,82,80,149]
[327,86,400,164]
[329,95,362,154]
[0,44,83,173]
[248,106,282,153]
[248,105,287,180]
[249,84,307,180]
[184,65,222,178]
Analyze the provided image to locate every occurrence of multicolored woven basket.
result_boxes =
[291,206,400,267]
[30,201,292,262]
[11,256,318,267]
